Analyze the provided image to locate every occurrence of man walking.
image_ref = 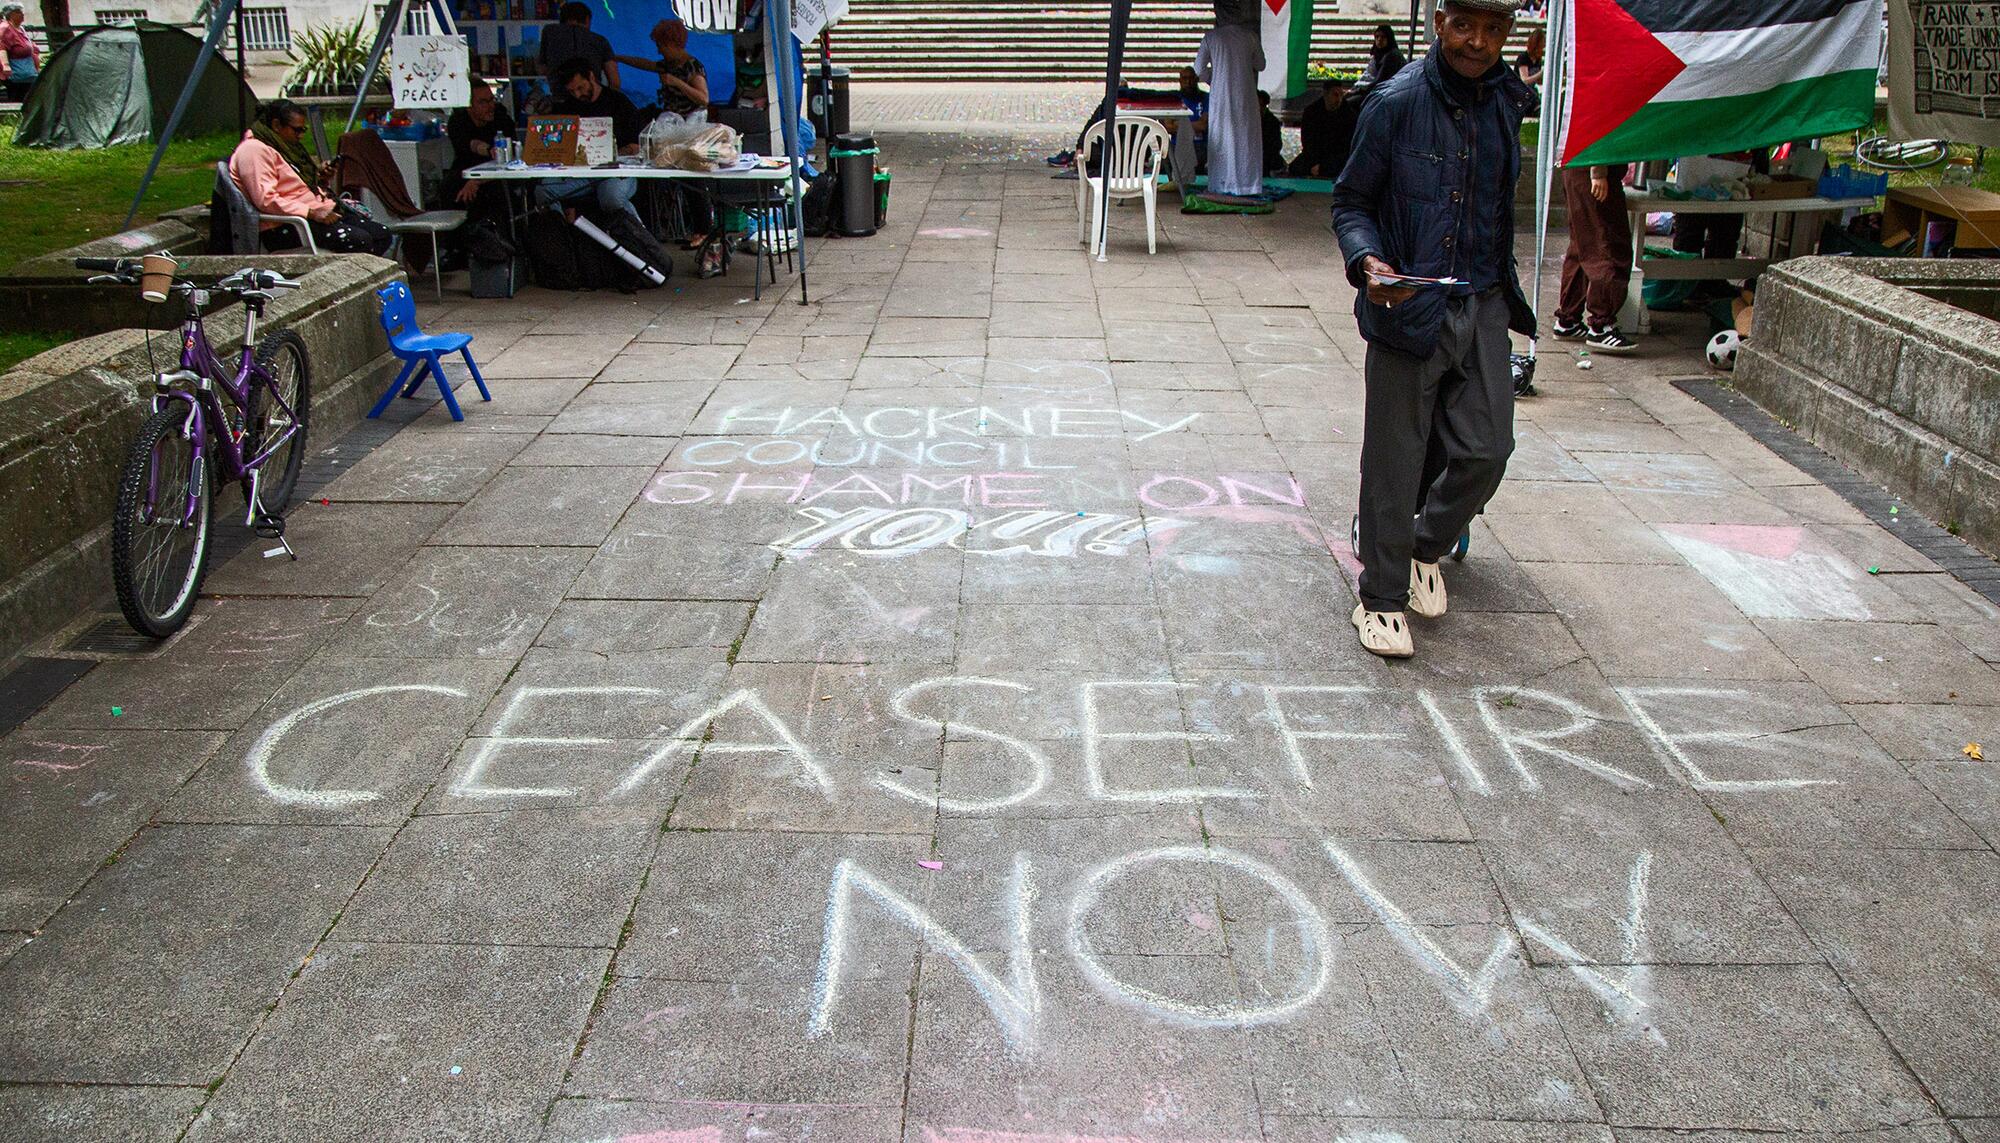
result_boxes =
[1551,164,1639,352]
[1332,0,1537,658]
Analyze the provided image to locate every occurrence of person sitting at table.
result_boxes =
[444,76,517,224]
[541,58,647,226]
[613,19,708,117]
[539,1,618,89]
[1288,76,1358,179]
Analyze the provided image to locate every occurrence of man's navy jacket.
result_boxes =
[1332,50,1540,358]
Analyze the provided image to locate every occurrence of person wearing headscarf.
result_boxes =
[1361,23,1406,86]
[2,3,42,102]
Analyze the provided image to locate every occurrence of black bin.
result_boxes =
[831,131,878,238]
[807,66,851,138]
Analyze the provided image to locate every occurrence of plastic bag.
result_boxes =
[641,110,715,167]
[655,124,742,172]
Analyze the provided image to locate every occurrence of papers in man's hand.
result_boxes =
[1367,272,1464,288]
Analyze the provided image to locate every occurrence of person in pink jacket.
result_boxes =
[2,3,41,102]
[228,100,390,253]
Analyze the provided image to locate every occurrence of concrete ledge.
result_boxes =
[0,253,404,661]
[1737,256,2000,557]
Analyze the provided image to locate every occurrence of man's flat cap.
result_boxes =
[1443,0,1525,11]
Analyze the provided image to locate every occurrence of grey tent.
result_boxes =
[13,21,253,149]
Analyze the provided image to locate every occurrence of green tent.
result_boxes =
[13,21,253,149]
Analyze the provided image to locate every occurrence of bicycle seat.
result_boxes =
[216,268,304,293]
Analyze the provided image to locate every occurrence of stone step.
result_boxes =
[829,4,1540,83]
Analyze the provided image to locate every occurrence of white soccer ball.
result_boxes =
[1706,329,1741,371]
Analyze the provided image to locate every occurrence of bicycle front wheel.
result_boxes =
[247,328,312,512]
[112,407,215,638]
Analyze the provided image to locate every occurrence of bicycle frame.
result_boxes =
[146,287,302,526]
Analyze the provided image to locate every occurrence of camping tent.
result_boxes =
[13,21,254,149]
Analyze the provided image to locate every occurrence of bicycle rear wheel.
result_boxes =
[246,329,312,512]
[111,407,215,638]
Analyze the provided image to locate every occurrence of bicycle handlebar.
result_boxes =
[74,257,131,273]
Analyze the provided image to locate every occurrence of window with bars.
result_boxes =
[373,4,434,34]
[92,8,144,23]
[237,6,290,50]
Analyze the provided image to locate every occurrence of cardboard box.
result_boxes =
[522,115,578,165]
[1748,175,1816,201]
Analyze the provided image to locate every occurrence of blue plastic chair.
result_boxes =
[371,280,490,422]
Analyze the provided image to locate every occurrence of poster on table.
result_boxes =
[390,34,473,108]
[1887,0,2000,147]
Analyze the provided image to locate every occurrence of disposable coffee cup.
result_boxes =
[140,253,178,303]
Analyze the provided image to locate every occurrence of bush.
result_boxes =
[283,17,388,97]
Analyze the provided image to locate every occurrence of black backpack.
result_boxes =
[524,209,588,291]
[801,170,837,238]
[589,207,674,290]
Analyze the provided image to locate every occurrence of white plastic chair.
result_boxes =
[358,187,466,301]
[1075,115,1169,256]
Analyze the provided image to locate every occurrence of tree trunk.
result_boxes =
[38,0,72,47]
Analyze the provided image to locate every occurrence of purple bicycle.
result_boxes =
[76,257,313,637]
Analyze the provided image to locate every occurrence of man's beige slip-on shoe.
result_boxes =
[1353,604,1415,658]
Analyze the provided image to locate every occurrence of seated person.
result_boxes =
[1259,89,1284,177]
[539,1,618,89]
[1288,77,1358,178]
[541,57,647,224]
[613,19,708,117]
[444,76,517,223]
[229,99,390,254]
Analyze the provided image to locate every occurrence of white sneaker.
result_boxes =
[1353,605,1415,658]
[1409,559,1447,619]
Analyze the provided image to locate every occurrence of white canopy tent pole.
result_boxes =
[1529,0,1566,361]
[768,0,811,300]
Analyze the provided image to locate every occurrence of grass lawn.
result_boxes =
[0,115,237,272]
[0,330,69,372]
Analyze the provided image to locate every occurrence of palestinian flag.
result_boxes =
[1558,0,1881,167]
[1259,0,1313,100]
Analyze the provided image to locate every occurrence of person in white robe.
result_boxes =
[1193,21,1266,199]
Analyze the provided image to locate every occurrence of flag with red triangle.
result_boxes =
[1259,0,1314,100]
[1557,0,1881,167]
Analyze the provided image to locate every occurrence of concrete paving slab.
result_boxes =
[539,1097,905,1143]
[204,502,453,597]
[0,1083,207,1142]
[0,823,388,1083]
[483,332,630,378]
[317,430,530,503]
[566,974,911,1104]
[622,831,933,984]
[429,465,652,547]
[159,655,510,826]
[187,941,607,1142]
[331,546,588,659]
[545,381,712,437]
[1542,963,1935,1131]
[336,806,658,946]
[1757,619,2000,704]
[1524,563,1804,680]
[1754,848,2000,1118]
[0,728,225,928]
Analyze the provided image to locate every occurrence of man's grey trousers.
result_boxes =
[1356,288,1516,614]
